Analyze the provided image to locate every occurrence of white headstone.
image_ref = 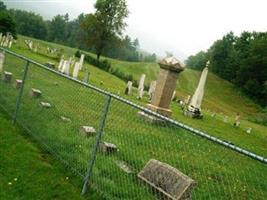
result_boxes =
[148,81,156,100]
[189,66,208,111]
[72,62,80,79]
[137,74,146,99]
[58,58,64,71]
[0,52,5,73]
[172,90,177,101]
[62,60,70,75]
[79,54,85,70]
[246,128,252,134]
[125,81,133,95]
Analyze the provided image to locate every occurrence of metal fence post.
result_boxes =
[81,95,112,195]
[12,61,30,124]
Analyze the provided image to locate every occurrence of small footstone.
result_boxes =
[31,88,42,98]
[138,159,197,200]
[100,142,117,154]
[3,71,12,83]
[60,116,71,123]
[115,160,132,174]
[80,126,96,137]
[16,79,23,89]
[40,102,51,108]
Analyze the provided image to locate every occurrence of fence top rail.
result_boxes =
[1,47,267,165]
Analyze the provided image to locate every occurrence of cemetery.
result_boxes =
[0,34,266,200]
[0,0,266,198]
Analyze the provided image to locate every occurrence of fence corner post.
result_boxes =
[12,61,30,124]
[81,94,112,196]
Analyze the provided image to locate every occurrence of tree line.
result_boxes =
[0,0,156,62]
[186,31,267,107]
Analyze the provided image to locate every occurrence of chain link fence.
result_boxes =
[0,48,266,200]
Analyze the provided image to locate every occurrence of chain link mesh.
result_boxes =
[0,51,266,200]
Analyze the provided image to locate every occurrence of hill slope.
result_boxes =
[6,35,267,156]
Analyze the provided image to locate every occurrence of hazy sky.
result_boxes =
[4,0,267,60]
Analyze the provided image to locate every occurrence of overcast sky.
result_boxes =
[4,0,267,60]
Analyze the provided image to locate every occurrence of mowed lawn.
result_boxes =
[0,110,88,200]
[7,35,267,157]
[0,43,266,199]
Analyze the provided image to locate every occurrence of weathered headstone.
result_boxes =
[80,126,96,137]
[125,81,133,95]
[100,142,117,154]
[62,60,70,75]
[223,116,228,123]
[233,113,241,127]
[246,128,252,134]
[60,116,72,122]
[138,159,196,200]
[72,62,80,79]
[0,52,5,73]
[172,90,177,101]
[148,81,157,100]
[184,61,209,118]
[3,71,12,83]
[58,57,64,71]
[16,79,23,89]
[30,88,42,98]
[137,74,146,99]
[147,57,185,117]
[40,102,51,108]
[83,71,90,83]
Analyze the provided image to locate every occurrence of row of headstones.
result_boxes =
[125,73,176,101]
[57,54,86,79]
[24,40,39,52]
[1,68,116,153]
[0,33,14,48]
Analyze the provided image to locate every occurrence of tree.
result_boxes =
[81,0,129,60]
[48,14,68,43]
[0,11,16,37]
[0,0,6,11]
[9,9,47,39]
[186,51,208,71]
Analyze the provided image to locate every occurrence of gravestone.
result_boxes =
[0,52,5,73]
[16,79,23,89]
[233,113,240,127]
[40,102,51,108]
[83,71,90,83]
[100,142,117,154]
[148,81,157,100]
[62,60,70,75]
[223,116,228,123]
[30,88,42,98]
[58,57,64,71]
[172,91,177,101]
[138,159,196,200]
[184,61,209,118]
[3,71,12,83]
[60,116,72,123]
[137,74,146,99]
[81,126,96,137]
[246,128,252,134]
[147,57,185,117]
[79,54,85,70]
[125,81,133,95]
[72,62,80,79]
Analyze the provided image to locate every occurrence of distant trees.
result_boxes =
[0,3,16,37]
[81,0,129,60]
[0,0,157,62]
[8,9,47,40]
[186,31,267,106]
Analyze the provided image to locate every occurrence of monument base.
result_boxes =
[137,111,164,124]
[146,104,172,117]
[184,106,203,119]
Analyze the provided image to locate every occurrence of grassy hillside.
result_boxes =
[7,35,267,157]
[0,110,86,200]
[0,35,266,199]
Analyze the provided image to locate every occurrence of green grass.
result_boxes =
[0,110,86,200]
[0,35,266,199]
